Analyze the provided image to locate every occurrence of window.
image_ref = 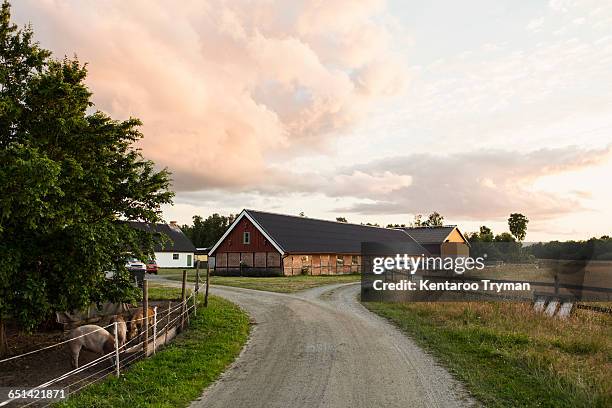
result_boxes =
[173,253,179,260]
[352,255,359,265]
[336,255,344,266]
[243,231,250,244]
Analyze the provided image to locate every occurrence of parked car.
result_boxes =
[146,260,158,274]
[126,257,146,287]
[126,257,146,272]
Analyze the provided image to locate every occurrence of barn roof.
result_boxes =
[396,226,467,244]
[209,209,427,255]
[129,222,196,252]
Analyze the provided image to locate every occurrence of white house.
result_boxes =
[129,221,196,268]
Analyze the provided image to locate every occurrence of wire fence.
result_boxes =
[0,279,201,408]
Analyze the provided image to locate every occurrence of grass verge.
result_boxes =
[56,289,249,408]
[158,268,360,293]
[364,301,611,408]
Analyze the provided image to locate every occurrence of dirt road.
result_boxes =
[189,282,475,408]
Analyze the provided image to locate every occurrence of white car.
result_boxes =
[125,257,146,272]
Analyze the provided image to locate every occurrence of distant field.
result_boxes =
[364,301,611,408]
[157,268,360,293]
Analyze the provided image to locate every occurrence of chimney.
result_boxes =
[169,221,178,227]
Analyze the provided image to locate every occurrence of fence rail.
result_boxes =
[0,272,200,408]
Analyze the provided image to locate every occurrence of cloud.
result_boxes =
[331,146,612,219]
[12,0,406,192]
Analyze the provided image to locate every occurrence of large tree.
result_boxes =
[181,213,235,248]
[508,213,529,242]
[0,1,173,351]
[423,212,444,227]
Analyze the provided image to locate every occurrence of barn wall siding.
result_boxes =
[282,254,361,276]
[216,217,274,252]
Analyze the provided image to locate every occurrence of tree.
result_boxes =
[0,1,173,351]
[336,217,347,223]
[494,232,516,242]
[479,226,494,242]
[410,214,423,227]
[422,212,444,227]
[181,213,236,247]
[508,213,529,241]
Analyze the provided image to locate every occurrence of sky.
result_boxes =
[12,0,612,241]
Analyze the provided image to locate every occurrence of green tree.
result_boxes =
[0,1,173,352]
[494,232,516,242]
[182,213,236,247]
[479,226,494,242]
[410,214,423,227]
[508,213,529,241]
[423,212,444,227]
[336,217,347,223]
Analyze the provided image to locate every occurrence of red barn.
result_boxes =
[208,209,427,276]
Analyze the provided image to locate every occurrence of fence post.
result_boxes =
[152,306,158,354]
[195,263,200,317]
[195,261,200,294]
[181,270,187,331]
[143,279,149,356]
[205,262,210,308]
[113,321,120,377]
[165,301,171,345]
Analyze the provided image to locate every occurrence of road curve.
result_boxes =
[187,282,476,408]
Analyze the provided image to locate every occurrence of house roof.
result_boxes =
[209,209,428,255]
[396,226,467,245]
[129,222,196,253]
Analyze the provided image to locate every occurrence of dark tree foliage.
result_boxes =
[508,213,529,241]
[181,214,236,248]
[526,237,612,260]
[0,1,173,334]
[336,217,347,223]
[422,211,444,227]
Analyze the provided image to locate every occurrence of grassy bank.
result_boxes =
[57,289,249,407]
[158,268,360,293]
[364,301,611,408]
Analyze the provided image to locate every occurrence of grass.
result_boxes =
[56,287,249,408]
[364,301,611,408]
[158,268,361,293]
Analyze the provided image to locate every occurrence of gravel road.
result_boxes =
[187,282,476,408]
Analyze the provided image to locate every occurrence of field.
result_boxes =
[158,268,361,293]
[364,301,611,408]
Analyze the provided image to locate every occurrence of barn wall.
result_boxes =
[213,217,283,276]
[215,217,275,252]
[446,229,467,243]
[282,254,361,276]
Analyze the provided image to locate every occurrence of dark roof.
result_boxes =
[129,222,196,252]
[396,226,460,244]
[195,247,209,255]
[245,209,427,254]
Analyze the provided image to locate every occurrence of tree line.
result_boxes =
[181,214,236,248]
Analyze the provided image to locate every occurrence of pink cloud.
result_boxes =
[12,0,406,191]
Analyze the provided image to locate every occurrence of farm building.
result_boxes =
[396,226,470,257]
[208,209,427,276]
[129,221,196,268]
